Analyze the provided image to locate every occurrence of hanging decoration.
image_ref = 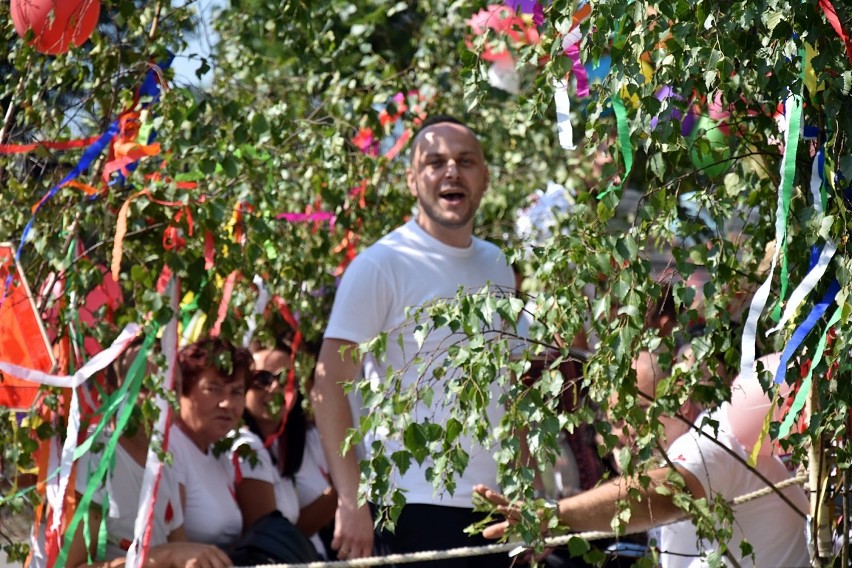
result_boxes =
[0,243,57,409]
[10,0,101,55]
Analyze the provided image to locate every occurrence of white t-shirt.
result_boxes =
[76,435,183,561]
[168,425,242,547]
[324,220,515,507]
[660,412,809,567]
[231,428,300,524]
[294,426,332,509]
[294,426,333,557]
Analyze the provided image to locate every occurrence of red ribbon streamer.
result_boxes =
[820,0,852,65]
[0,136,100,154]
[210,271,238,337]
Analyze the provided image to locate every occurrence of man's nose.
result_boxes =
[444,159,460,177]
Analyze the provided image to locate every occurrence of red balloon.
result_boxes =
[11,0,101,55]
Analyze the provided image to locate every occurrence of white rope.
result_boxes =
[235,474,808,568]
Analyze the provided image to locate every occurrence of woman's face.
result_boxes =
[245,349,291,429]
[179,366,246,449]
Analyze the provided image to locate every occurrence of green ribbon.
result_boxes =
[55,333,153,568]
[597,92,633,200]
[771,47,806,321]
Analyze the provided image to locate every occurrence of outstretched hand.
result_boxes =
[472,484,522,540]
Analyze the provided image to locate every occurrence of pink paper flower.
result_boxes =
[352,127,379,156]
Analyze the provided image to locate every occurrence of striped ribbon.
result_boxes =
[739,86,803,382]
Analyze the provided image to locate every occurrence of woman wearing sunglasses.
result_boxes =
[229,346,318,562]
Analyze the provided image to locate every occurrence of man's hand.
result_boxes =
[473,484,521,539]
[331,501,374,559]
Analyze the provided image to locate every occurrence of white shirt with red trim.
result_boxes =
[168,425,242,547]
[231,428,300,524]
[76,434,183,560]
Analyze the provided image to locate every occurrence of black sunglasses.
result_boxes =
[252,370,285,389]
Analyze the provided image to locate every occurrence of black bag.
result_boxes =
[228,510,319,564]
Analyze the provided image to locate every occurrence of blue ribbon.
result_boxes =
[0,119,121,305]
[774,279,840,385]
[4,55,174,303]
[19,120,120,250]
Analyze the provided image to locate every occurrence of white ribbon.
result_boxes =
[809,151,824,214]
[554,79,575,150]
[47,387,81,544]
[0,323,141,389]
[126,278,179,568]
[243,274,272,348]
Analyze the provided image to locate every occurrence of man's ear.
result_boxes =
[406,168,418,197]
[679,399,700,422]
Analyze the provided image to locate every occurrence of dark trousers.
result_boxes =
[374,504,511,568]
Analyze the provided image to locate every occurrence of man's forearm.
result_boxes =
[556,466,689,533]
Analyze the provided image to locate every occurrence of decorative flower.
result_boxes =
[504,0,545,26]
[352,127,379,156]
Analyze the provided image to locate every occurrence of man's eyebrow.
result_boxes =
[420,150,479,158]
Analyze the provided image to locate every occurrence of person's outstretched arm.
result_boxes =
[311,338,374,559]
[474,464,705,538]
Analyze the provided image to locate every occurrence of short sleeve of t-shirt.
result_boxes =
[232,429,300,524]
[232,429,277,485]
[666,416,738,501]
[323,253,393,344]
[294,427,332,507]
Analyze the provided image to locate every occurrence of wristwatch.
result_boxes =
[541,498,561,524]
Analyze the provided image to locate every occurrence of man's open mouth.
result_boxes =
[440,190,465,203]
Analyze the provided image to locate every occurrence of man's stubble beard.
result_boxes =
[414,181,476,231]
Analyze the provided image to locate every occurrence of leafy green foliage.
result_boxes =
[1,0,851,563]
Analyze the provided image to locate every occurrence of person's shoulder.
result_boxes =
[232,427,264,452]
[367,223,413,252]
[346,224,412,267]
[471,235,509,259]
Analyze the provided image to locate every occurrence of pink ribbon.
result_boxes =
[565,42,589,97]
[276,212,336,223]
